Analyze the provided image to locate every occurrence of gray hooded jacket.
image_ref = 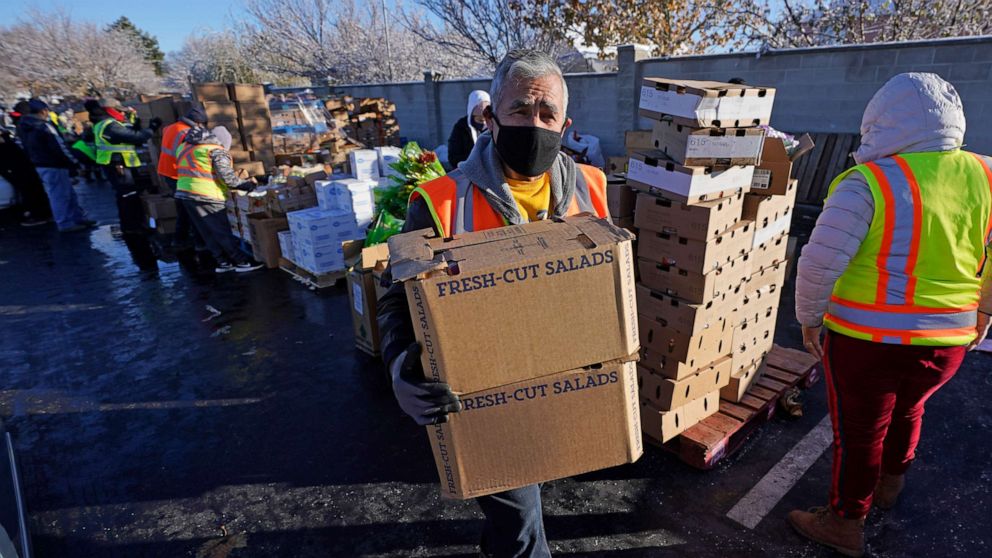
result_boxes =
[795,72,992,327]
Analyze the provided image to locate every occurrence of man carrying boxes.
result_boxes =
[377,50,625,558]
[791,73,992,557]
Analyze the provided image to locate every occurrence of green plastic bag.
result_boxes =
[365,210,405,247]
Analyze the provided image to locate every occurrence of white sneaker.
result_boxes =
[215,263,236,273]
[235,262,264,273]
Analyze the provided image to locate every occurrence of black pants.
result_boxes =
[106,164,157,270]
[477,485,550,558]
[1,160,52,220]
[182,197,250,265]
[159,176,198,248]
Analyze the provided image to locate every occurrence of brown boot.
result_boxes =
[787,506,865,557]
[873,473,905,510]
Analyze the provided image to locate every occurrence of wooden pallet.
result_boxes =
[279,257,345,289]
[661,344,822,470]
[792,132,861,205]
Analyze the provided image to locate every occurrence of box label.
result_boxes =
[751,169,772,189]
[639,86,701,117]
[459,370,620,412]
[353,282,364,315]
[433,250,615,298]
[686,134,765,159]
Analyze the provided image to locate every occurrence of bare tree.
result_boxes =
[750,0,992,48]
[239,0,479,84]
[403,0,562,69]
[165,30,265,91]
[520,0,762,57]
[0,9,159,98]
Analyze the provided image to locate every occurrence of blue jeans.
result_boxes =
[36,167,86,231]
[477,485,551,558]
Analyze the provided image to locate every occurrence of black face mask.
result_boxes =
[489,111,563,177]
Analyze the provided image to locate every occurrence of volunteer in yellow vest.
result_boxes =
[175,125,263,273]
[377,49,608,558]
[791,73,992,557]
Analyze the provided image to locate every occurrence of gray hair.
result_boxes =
[490,49,568,118]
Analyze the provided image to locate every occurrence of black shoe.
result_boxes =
[215,262,236,273]
[20,217,51,227]
[61,224,89,233]
[79,219,98,228]
[235,262,265,273]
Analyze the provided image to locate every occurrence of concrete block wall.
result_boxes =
[329,36,992,158]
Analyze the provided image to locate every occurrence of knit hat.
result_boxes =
[27,98,49,113]
[211,126,233,151]
[185,106,208,124]
[99,98,122,109]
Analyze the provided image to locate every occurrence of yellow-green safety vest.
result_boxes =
[176,143,226,201]
[823,149,992,346]
[94,118,141,167]
[71,139,97,162]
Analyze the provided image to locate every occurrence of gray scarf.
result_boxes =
[457,132,576,225]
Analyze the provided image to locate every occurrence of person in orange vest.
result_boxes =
[376,49,608,558]
[791,73,992,556]
[158,106,208,252]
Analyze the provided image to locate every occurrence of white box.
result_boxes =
[349,149,380,181]
[375,146,403,179]
[639,78,775,127]
[293,241,346,274]
[287,207,365,246]
[315,179,376,212]
[627,150,753,203]
[278,230,295,263]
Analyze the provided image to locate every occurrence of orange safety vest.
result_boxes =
[158,121,192,179]
[409,164,609,238]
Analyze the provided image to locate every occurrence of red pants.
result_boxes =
[823,331,966,518]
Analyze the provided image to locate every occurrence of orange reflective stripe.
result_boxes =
[830,295,978,314]
[824,313,976,340]
[892,155,923,304]
[865,162,896,304]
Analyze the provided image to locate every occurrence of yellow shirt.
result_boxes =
[506,173,551,222]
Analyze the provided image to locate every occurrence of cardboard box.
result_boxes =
[638,221,753,275]
[288,207,366,247]
[141,194,177,221]
[731,304,777,375]
[347,243,390,356]
[348,149,380,181]
[266,185,318,216]
[721,360,766,402]
[736,282,783,329]
[388,216,639,394]
[638,356,731,410]
[751,232,789,274]
[431,358,641,499]
[651,118,765,168]
[229,149,253,164]
[612,216,635,231]
[637,253,750,304]
[747,262,788,298]
[607,183,636,218]
[203,101,238,121]
[146,98,177,127]
[638,313,732,371]
[624,130,653,153]
[634,190,744,242]
[240,116,273,137]
[315,178,376,226]
[376,146,403,179]
[636,283,740,336]
[194,82,230,102]
[278,230,295,263]
[639,78,775,128]
[743,181,797,249]
[606,156,627,174]
[751,136,814,195]
[236,102,270,122]
[248,214,289,268]
[628,150,753,204]
[641,390,720,443]
[228,84,266,104]
[235,161,266,177]
[232,190,268,214]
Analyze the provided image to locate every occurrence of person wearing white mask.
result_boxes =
[446,90,490,168]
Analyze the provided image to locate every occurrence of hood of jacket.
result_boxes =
[457,131,576,225]
[854,72,965,164]
[184,126,224,149]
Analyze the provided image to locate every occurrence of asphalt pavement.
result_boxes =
[0,181,989,557]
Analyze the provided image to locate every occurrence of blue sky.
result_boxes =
[3,0,245,52]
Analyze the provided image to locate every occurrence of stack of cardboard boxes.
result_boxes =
[627,77,808,444]
[194,83,275,176]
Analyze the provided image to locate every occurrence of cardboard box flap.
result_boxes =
[388,216,632,282]
[642,77,774,98]
[790,133,815,162]
[360,243,390,272]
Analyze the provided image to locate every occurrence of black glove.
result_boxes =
[148,117,162,132]
[390,343,461,426]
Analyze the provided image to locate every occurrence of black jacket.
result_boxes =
[17,115,78,169]
[446,116,478,169]
[376,197,436,368]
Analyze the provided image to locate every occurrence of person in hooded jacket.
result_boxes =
[175,125,263,273]
[790,72,992,557]
[446,90,490,169]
